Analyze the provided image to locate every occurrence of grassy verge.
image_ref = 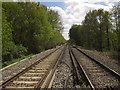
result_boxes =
[96,51,119,60]
[100,52,112,57]
[2,54,34,68]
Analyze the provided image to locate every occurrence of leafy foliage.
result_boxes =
[2,9,14,56]
[111,2,120,58]
[2,2,65,64]
[69,4,120,59]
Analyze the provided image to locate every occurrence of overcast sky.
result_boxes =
[36,0,120,40]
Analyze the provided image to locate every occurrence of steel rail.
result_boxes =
[73,46,120,82]
[69,46,95,90]
[69,47,81,82]
[1,45,64,89]
[35,45,66,88]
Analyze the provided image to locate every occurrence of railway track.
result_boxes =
[69,46,93,89]
[1,45,66,89]
[70,46,120,89]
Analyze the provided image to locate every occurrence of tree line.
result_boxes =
[2,2,65,63]
[69,2,120,59]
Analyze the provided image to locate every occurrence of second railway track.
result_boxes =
[70,45,120,89]
[1,45,120,89]
[1,45,66,89]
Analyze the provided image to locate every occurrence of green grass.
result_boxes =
[2,54,34,68]
[100,51,119,60]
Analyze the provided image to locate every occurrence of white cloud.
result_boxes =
[65,0,120,4]
[50,0,119,40]
[62,32,69,40]
[64,24,71,30]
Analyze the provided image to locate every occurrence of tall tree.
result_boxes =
[2,9,14,60]
[69,9,111,51]
[111,2,120,58]
[102,11,111,50]
[2,2,65,53]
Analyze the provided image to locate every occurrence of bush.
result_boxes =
[111,50,120,60]
[10,44,27,59]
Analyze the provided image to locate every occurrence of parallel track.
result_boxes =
[1,45,119,89]
[69,46,94,89]
[1,45,66,89]
[70,45,120,89]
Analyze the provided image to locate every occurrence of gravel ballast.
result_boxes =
[51,46,74,88]
[79,48,119,74]
[1,46,61,84]
[72,47,119,88]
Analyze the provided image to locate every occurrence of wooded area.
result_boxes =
[2,2,65,65]
[69,2,120,59]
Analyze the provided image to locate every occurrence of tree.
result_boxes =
[69,9,111,51]
[111,1,120,58]
[102,11,111,50]
[2,2,65,55]
[69,25,80,45]
[2,9,14,57]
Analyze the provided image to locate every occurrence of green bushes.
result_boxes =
[2,2,65,64]
[69,3,120,59]
[10,44,27,59]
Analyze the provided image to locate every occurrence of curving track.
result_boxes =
[1,45,66,89]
